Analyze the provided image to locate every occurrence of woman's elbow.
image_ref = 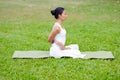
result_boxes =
[48,39,52,43]
[48,39,54,43]
[48,39,51,43]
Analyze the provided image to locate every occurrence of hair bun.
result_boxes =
[51,10,55,15]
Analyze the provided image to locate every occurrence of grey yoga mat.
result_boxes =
[12,51,114,59]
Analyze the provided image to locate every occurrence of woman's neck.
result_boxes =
[57,19,62,25]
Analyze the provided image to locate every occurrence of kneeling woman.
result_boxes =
[48,7,86,58]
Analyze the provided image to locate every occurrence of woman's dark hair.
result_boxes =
[51,7,64,19]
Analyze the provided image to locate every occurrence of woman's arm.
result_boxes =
[54,39,71,50]
[48,26,60,43]
[48,26,70,50]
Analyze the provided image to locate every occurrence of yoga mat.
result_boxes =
[12,51,114,59]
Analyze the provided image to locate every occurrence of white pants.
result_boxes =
[50,44,85,58]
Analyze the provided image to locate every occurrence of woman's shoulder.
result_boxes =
[54,22,61,27]
[52,22,61,31]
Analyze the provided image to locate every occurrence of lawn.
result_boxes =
[0,0,120,80]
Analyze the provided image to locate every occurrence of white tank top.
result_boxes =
[52,22,66,49]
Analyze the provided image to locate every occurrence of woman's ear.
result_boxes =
[58,14,62,19]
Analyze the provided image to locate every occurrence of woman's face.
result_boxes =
[59,10,67,21]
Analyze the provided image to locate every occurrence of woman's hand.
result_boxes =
[64,47,71,50]
[61,46,71,50]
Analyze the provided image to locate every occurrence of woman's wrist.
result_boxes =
[65,47,71,50]
[61,46,66,50]
[61,46,71,50]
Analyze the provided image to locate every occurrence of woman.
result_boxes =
[48,7,86,58]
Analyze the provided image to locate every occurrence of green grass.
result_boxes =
[0,0,120,80]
